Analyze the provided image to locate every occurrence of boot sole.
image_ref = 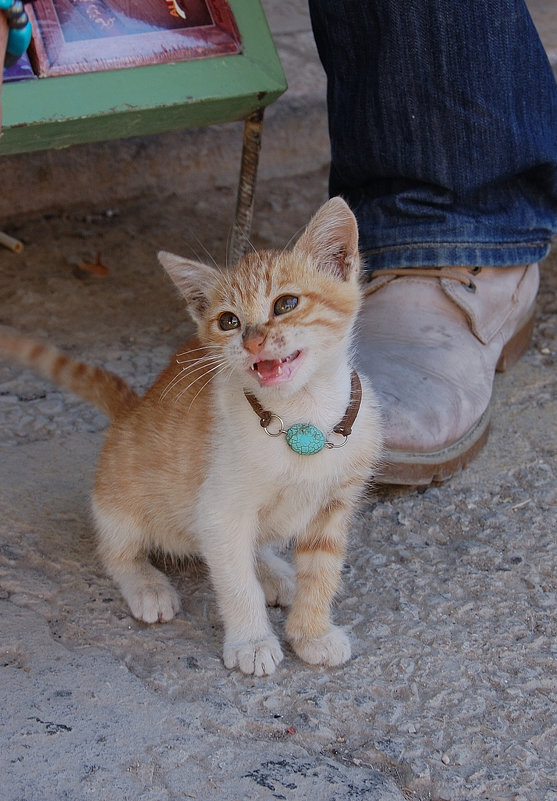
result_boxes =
[375,306,535,486]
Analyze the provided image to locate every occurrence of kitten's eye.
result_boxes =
[218,312,240,331]
[274,295,299,315]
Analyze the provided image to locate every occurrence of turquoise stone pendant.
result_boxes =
[285,423,326,455]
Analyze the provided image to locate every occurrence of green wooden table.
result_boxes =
[0,0,287,260]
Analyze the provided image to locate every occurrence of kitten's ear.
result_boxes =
[158,251,217,323]
[294,197,359,280]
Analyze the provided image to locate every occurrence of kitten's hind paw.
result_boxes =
[289,626,351,667]
[257,551,296,607]
[260,570,296,608]
[223,636,284,677]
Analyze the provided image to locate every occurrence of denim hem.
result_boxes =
[311,0,557,274]
[361,240,552,271]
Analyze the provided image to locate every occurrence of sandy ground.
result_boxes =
[0,169,556,801]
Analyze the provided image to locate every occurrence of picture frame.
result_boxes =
[26,0,242,77]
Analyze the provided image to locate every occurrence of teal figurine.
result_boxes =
[285,423,326,455]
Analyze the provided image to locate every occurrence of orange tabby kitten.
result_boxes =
[0,198,382,676]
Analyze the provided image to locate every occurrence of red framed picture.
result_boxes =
[27,0,242,77]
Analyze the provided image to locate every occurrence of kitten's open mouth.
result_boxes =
[251,350,303,386]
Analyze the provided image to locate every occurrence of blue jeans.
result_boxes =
[309,0,557,270]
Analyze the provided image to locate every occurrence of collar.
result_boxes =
[244,370,362,455]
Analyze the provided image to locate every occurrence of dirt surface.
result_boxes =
[0,169,556,801]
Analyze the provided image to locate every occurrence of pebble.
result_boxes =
[36,398,64,415]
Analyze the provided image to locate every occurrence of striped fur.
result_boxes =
[0,333,138,419]
[0,198,383,677]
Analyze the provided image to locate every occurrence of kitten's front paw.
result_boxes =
[124,580,181,624]
[223,636,283,677]
[289,626,351,667]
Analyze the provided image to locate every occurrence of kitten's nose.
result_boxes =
[243,326,267,355]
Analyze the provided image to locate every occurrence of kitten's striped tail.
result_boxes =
[0,332,138,420]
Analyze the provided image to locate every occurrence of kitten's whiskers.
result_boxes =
[177,361,230,410]
[175,345,219,365]
[282,224,306,254]
[244,236,266,271]
[160,353,224,401]
[187,234,220,271]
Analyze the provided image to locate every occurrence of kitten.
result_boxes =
[0,197,382,676]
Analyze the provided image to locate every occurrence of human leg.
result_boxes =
[309,0,557,483]
[309,0,557,268]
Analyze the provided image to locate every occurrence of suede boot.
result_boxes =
[355,264,539,485]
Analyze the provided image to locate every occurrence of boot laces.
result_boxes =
[366,267,479,295]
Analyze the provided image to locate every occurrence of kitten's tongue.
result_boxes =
[256,359,283,379]
[252,350,302,385]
